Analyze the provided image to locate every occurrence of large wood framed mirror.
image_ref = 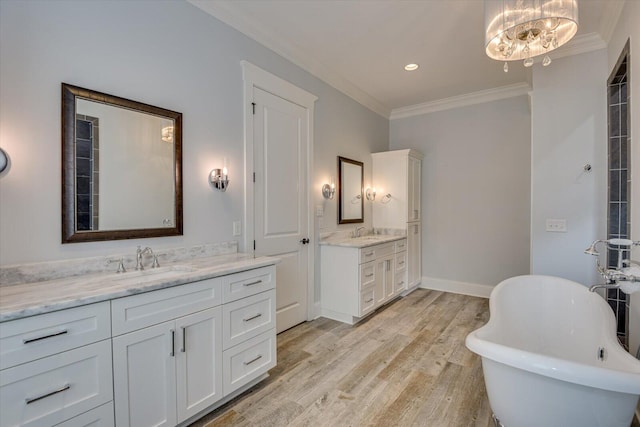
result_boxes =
[338,156,364,224]
[62,83,183,243]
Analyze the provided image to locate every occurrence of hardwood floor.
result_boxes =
[190,289,492,427]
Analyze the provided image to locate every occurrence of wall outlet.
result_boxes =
[545,218,567,232]
[233,221,242,236]
[316,205,324,217]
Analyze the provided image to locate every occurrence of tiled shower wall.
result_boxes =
[607,43,630,350]
[75,115,99,231]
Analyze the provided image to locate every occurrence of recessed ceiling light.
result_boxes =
[404,63,419,71]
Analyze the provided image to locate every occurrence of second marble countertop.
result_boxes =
[319,234,405,248]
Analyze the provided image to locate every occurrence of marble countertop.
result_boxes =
[0,253,278,323]
[319,234,405,248]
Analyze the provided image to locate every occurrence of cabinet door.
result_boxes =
[175,307,223,423]
[408,156,421,222]
[113,321,177,427]
[375,255,394,305]
[408,222,422,287]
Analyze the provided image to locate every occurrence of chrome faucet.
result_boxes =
[135,246,156,270]
[353,226,366,238]
[584,238,640,291]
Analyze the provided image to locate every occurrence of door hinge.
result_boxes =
[253,172,256,182]
[251,102,256,114]
[253,240,256,251]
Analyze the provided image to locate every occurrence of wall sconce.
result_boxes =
[0,148,8,174]
[209,163,229,192]
[322,178,335,200]
[381,193,392,204]
[365,187,376,201]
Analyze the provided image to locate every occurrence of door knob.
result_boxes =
[300,238,310,244]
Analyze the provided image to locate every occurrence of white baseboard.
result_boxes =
[419,276,493,298]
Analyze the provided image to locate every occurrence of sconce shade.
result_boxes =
[209,168,229,191]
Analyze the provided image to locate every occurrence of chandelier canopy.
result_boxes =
[485,0,578,70]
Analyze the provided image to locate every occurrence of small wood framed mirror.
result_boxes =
[338,156,364,224]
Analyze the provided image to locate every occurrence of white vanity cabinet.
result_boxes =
[111,265,276,427]
[0,260,277,427]
[0,302,113,427]
[372,149,423,290]
[112,278,223,427]
[321,239,406,324]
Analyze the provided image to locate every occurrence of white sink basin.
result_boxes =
[109,265,195,286]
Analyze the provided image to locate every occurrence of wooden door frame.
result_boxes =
[241,60,318,322]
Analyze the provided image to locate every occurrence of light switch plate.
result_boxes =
[545,218,567,232]
[233,221,242,236]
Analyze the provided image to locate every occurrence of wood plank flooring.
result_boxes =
[190,289,492,427]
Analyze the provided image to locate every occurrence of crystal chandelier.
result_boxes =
[485,0,578,72]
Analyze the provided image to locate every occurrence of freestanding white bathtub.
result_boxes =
[466,275,640,427]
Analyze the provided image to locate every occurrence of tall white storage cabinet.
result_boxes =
[372,149,423,290]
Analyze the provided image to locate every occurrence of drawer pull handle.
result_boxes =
[364,252,374,256]
[181,327,186,353]
[244,354,263,365]
[398,261,405,265]
[243,313,262,322]
[23,329,68,344]
[243,280,262,287]
[364,298,374,303]
[365,273,374,278]
[25,383,70,404]
[170,329,175,357]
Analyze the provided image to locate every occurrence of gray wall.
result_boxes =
[390,96,531,287]
[530,49,608,287]
[0,0,388,266]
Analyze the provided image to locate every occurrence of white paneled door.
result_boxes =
[253,87,309,333]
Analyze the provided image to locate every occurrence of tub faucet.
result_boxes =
[353,226,366,238]
[135,246,154,270]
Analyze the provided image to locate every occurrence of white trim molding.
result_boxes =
[390,83,531,120]
[550,32,607,61]
[599,0,626,44]
[189,0,390,119]
[420,276,493,299]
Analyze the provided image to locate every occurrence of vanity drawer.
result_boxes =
[359,287,376,315]
[55,401,114,427]
[222,266,275,303]
[111,277,222,336]
[223,329,276,396]
[0,340,113,427]
[394,239,407,253]
[394,271,407,294]
[395,251,407,273]
[359,261,376,289]
[359,243,394,264]
[223,289,275,350]
[0,302,111,370]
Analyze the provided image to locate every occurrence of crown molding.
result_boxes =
[550,32,607,61]
[187,0,391,119]
[599,0,625,44]
[390,83,531,120]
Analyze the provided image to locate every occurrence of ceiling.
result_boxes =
[189,0,624,118]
